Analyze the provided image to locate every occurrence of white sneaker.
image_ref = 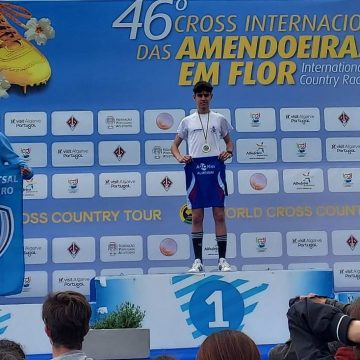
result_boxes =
[188,259,204,273]
[218,258,231,272]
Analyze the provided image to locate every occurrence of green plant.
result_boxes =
[92,302,146,329]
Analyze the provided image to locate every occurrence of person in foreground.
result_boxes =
[171,81,234,273]
[196,329,260,360]
[42,291,92,360]
[0,131,33,179]
[0,339,25,360]
[287,297,360,359]
[270,294,354,359]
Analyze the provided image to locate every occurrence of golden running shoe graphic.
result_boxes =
[0,3,51,93]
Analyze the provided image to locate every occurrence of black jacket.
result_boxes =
[287,299,356,360]
[269,298,351,360]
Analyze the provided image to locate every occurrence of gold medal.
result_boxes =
[202,143,211,153]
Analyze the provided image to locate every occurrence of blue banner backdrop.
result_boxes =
[0,0,360,303]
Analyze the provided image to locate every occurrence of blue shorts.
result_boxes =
[185,156,228,209]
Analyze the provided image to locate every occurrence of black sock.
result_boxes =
[216,234,227,259]
[192,232,203,261]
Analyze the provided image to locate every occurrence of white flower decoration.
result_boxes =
[0,73,10,98]
[24,17,55,46]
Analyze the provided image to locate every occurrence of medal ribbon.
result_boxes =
[198,112,210,144]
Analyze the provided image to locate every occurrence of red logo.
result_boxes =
[161,176,173,191]
[346,235,358,250]
[67,115,78,130]
[338,112,350,126]
[114,146,125,160]
[67,242,80,258]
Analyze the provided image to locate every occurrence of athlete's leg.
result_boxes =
[191,208,205,261]
[213,207,231,271]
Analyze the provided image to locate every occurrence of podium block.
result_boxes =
[92,269,333,348]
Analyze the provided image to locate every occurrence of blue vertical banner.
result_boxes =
[0,165,24,295]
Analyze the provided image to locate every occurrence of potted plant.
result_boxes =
[82,302,150,359]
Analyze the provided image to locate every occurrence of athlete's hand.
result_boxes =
[219,151,232,161]
[178,155,192,163]
[21,167,31,177]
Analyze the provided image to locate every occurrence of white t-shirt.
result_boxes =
[177,111,232,158]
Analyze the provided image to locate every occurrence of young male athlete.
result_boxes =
[171,81,233,272]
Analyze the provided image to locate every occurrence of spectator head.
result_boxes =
[0,353,18,360]
[0,340,25,360]
[0,351,20,360]
[153,356,176,360]
[349,298,360,360]
[196,329,260,360]
[349,297,360,319]
[42,291,91,350]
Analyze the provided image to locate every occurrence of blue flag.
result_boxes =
[0,165,24,295]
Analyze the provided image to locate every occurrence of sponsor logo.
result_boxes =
[256,237,267,252]
[21,147,31,159]
[105,241,135,256]
[66,115,78,130]
[106,115,115,129]
[249,173,267,190]
[67,242,80,258]
[347,235,358,251]
[196,163,215,174]
[292,237,321,249]
[245,141,268,160]
[108,241,118,256]
[250,112,261,127]
[23,275,31,291]
[338,111,350,126]
[297,142,307,157]
[68,178,79,193]
[337,267,360,280]
[203,244,219,256]
[256,142,265,154]
[292,171,315,189]
[156,112,174,130]
[9,118,41,129]
[151,145,173,160]
[113,146,125,161]
[56,148,89,159]
[104,115,133,129]
[161,176,173,191]
[58,276,88,289]
[159,238,178,256]
[24,245,42,258]
[24,179,35,192]
[343,172,353,187]
[331,143,360,154]
[285,113,313,124]
[179,204,192,224]
[152,146,162,159]
[23,178,38,197]
[104,178,133,189]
